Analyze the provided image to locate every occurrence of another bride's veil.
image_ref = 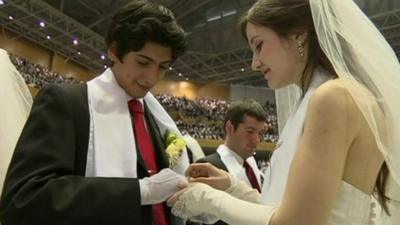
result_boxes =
[0,49,33,194]
[275,85,300,134]
[308,0,400,223]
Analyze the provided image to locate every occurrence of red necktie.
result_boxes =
[244,161,261,193]
[128,99,169,225]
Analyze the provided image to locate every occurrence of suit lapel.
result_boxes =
[212,153,229,171]
[144,102,169,169]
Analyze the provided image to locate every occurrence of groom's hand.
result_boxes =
[139,168,187,205]
[185,163,231,190]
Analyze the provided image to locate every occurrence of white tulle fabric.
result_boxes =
[0,49,32,194]
[310,0,400,187]
[309,1,400,223]
[274,85,300,133]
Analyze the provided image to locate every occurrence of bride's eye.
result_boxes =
[256,41,263,52]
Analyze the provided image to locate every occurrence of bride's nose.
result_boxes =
[251,54,261,72]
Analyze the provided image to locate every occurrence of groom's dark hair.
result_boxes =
[105,0,186,62]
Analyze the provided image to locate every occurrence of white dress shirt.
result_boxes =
[216,144,262,188]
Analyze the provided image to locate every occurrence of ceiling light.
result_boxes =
[207,15,221,22]
[222,10,237,17]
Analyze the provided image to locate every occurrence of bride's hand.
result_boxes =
[186,163,231,190]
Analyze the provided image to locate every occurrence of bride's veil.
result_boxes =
[0,49,32,194]
[308,0,400,223]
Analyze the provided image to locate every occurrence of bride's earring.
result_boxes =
[297,40,304,57]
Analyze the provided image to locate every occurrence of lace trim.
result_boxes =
[171,189,219,223]
[171,194,194,219]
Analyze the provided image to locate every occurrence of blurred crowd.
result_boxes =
[10,53,279,143]
[9,53,82,88]
[156,94,279,143]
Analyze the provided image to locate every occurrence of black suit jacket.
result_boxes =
[197,152,227,171]
[196,152,229,225]
[0,83,179,225]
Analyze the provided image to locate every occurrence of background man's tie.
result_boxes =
[244,161,261,193]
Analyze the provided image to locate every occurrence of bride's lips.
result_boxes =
[262,68,271,78]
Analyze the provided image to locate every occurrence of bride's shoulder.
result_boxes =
[316,78,349,93]
[304,78,361,141]
[312,78,354,106]
[313,78,375,108]
[308,78,360,121]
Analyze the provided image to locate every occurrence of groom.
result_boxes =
[0,1,189,225]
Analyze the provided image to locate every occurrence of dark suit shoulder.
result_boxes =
[38,83,89,129]
[196,153,228,171]
[39,83,87,106]
[196,152,220,163]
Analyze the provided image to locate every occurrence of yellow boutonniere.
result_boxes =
[164,130,187,169]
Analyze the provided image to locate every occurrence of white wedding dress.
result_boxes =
[328,181,374,225]
[262,68,375,225]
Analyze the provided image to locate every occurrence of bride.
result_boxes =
[167,0,400,225]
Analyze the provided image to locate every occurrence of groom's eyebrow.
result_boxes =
[245,127,257,131]
[136,54,171,65]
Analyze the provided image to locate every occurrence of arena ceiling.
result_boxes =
[1,0,400,87]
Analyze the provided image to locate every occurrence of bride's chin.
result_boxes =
[267,81,280,90]
[268,80,294,90]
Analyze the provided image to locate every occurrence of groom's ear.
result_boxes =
[108,43,120,62]
[225,120,234,134]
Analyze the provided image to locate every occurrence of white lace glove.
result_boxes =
[171,183,277,225]
[225,173,261,203]
[139,168,187,205]
[180,174,261,224]
[186,213,220,224]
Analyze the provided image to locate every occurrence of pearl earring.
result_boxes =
[297,40,304,57]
